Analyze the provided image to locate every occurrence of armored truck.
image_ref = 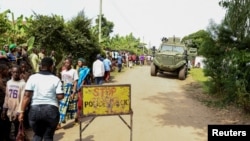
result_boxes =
[150,37,196,80]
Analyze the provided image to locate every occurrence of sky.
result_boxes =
[0,0,226,48]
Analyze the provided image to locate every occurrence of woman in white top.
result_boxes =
[58,57,79,129]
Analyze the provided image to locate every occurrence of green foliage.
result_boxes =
[92,15,143,54]
[26,11,101,72]
[27,14,67,50]
[27,36,35,51]
[0,9,11,34]
[189,68,208,82]
[181,30,210,55]
[0,9,29,45]
[67,10,101,67]
[199,0,250,111]
[0,9,11,45]
[107,33,142,54]
[93,14,114,44]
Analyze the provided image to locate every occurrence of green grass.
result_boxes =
[189,68,208,82]
[189,68,212,99]
[189,68,210,95]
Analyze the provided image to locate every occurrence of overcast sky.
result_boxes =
[0,0,226,48]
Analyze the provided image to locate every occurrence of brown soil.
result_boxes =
[182,76,250,125]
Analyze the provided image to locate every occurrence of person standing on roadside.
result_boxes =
[0,45,9,58]
[19,61,32,128]
[103,55,112,82]
[29,48,40,73]
[76,58,91,118]
[139,54,145,65]
[117,52,123,72]
[18,57,64,141]
[19,61,32,82]
[58,57,78,129]
[92,54,105,85]
[38,48,46,61]
[16,46,23,66]
[7,44,17,65]
[1,65,26,140]
[21,44,32,70]
[77,58,91,87]
[50,50,56,75]
[50,50,56,64]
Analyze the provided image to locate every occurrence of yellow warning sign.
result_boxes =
[82,84,131,116]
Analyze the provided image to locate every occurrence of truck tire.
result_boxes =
[151,63,157,76]
[178,66,186,80]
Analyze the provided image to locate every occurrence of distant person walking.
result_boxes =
[92,54,105,85]
[18,57,64,141]
[139,54,145,65]
[103,55,112,82]
[117,53,123,72]
[128,53,133,68]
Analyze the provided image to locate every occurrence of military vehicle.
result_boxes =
[150,37,197,80]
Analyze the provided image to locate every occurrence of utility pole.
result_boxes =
[142,36,144,54]
[148,41,151,54]
[98,0,102,43]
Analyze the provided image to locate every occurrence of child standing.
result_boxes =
[1,65,26,140]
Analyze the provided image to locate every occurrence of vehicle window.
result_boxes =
[173,46,184,53]
[161,45,173,51]
[161,45,184,54]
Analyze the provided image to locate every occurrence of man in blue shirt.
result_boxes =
[103,55,112,82]
[117,53,123,72]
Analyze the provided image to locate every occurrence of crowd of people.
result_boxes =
[0,44,153,141]
[105,50,154,68]
[0,44,93,141]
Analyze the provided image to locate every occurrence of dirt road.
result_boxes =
[28,65,250,141]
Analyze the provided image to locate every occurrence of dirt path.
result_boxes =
[28,65,250,141]
[107,66,250,141]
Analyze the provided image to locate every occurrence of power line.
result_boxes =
[109,0,140,35]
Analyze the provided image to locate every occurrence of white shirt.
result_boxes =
[25,71,64,107]
[92,59,105,77]
[4,79,26,121]
[147,55,151,60]
[61,68,79,84]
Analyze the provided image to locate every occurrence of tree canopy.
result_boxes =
[0,9,146,71]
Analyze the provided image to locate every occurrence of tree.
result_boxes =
[181,30,210,55]
[0,9,11,44]
[93,14,114,46]
[108,33,141,54]
[0,9,29,45]
[26,10,102,71]
[219,0,250,110]
[67,10,101,67]
[219,0,250,45]
[27,13,68,52]
[199,0,250,111]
